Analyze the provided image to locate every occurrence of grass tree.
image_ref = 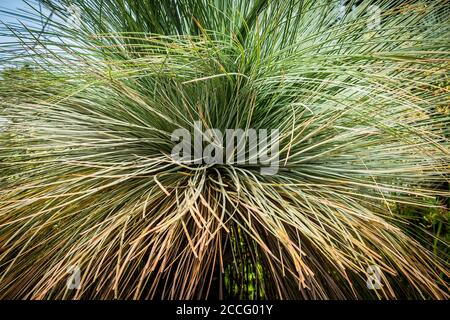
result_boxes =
[0,0,448,299]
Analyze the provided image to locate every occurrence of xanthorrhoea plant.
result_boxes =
[0,0,448,299]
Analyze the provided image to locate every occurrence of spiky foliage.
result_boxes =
[0,0,449,299]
